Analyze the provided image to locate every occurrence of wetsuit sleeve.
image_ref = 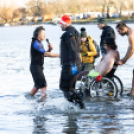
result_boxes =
[66,33,77,65]
[33,40,45,54]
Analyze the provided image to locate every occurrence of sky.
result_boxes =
[5,0,28,7]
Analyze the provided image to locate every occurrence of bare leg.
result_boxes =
[30,87,39,96]
[128,73,134,96]
[77,70,89,80]
[40,87,47,98]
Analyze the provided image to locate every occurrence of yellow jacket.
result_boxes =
[80,36,97,63]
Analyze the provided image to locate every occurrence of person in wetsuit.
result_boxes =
[30,26,59,98]
[59,14,81,102]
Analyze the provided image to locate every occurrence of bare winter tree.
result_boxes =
[94,0,115,18]
[0,0,22,23]
[112,0,130,18]
[26,0,47,17]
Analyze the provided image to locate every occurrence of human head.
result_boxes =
[33,26,45,41]
[97,18,107,29]
[103,37,117,51]
[80,27,87,42]
[59,14,71,31]
[116,22,129,36]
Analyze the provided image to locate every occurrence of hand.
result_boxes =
[116,60,124,65]
[57,54,60,57]
[95,75,102,82]
[82,52,87,57]
[48,44,53,51]
[71,65,78,76]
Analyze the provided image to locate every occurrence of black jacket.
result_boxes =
[60,26,81,65]
[100,25,115,53]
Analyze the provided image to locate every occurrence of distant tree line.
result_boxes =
[0,0,134,23]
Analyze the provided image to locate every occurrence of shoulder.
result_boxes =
[34,40,38,43]
[33,40,39,45]
[114,50,119,56]
[104,26,114,32]
[109,50,119,60]
[106,26,113,30]
[128,30,134,44]
[129,29,134,39]
[109,50,118,54]
[87,36,94,40]
[61,31,69,39]
[107,26,113,30]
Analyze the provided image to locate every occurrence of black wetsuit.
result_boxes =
[60,26,81,92]
[30,38,46,89]
[100,25,115,56]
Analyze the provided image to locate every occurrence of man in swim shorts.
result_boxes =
[77,37,120,80]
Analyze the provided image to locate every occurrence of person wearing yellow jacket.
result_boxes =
[80,27,97,71]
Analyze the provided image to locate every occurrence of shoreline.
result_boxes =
[44,19,134,25]
[1,19,134,27]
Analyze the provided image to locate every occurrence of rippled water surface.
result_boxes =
[0,24,134,134]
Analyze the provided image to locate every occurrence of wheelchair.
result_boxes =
[76,63,124,98]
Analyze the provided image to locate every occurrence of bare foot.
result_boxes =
[40,87,47,98]
[41,91,47,98]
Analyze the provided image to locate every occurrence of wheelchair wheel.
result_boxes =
[89,77,118,97]
[111,75,124,96]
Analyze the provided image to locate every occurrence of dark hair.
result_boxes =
[33,26,45,38]
[116,22,128,30]
[103,37,117,50]
[106,43,117,50]
[80,27,86,32]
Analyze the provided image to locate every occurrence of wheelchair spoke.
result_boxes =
[89,77,118,97]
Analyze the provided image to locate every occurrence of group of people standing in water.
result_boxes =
[29,14,134,103]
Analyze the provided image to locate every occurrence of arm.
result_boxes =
[33,40,45,53]
[66,33,78,75]
[67,36,77,65]
[121,35,134,64]
[33,41,59,58]
[44,52,59,57]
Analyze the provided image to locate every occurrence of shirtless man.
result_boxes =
[77,37,120,80]
[116,22,134,96]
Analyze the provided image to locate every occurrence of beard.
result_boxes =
[120,32,127,36]
[61,27,65,31]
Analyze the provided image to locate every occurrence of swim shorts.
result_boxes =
[87,70,100,77]
[30,65,46,89]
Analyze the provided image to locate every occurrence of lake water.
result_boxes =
[0,24,134,134]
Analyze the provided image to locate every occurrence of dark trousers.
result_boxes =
[60,64,81,92]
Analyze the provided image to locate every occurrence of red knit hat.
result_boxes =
[60,14,71,25]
